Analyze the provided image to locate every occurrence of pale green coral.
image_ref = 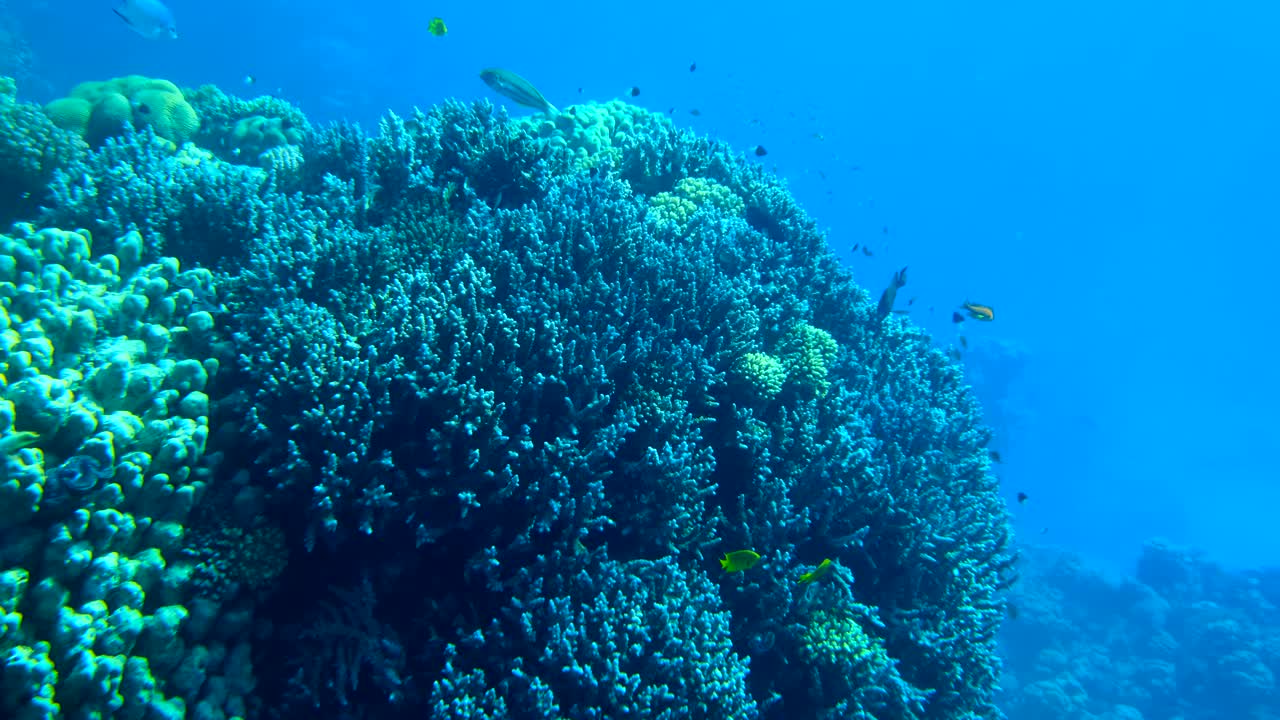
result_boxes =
[802,609,890,674]
[731,352,787,399]
[779,323,839,395]
[647,193,698,227]
[673,177,745,217]
[44,75,200,147]
[648,177,745,230]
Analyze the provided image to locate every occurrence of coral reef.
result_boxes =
[0,76,1017,719]
[1001,541,1280,720]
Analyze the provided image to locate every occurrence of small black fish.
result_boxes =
[577,87,583,93]
[948,348,963,361]
[861,246,873,257]
[882,226,889,234]
[990,450,1003,463]
[959,336,968,350]
[907,296,916,306]
[689,108,701,116]
[689,62,697,72]
[753,145,768,156]
[952,311,965,323]
[668,107,674,114]
[1017,492,1029,504]
[851,243,860,253]
[629,86,640,97]
[1008,604,1020,620]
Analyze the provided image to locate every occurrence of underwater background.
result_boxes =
[0,1,1276,718]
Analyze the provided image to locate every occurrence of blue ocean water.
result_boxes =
[2,1,1277,718]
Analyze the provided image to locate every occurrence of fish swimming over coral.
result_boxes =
[720,550,761,572]
[798,558,834,584]
[114,0,178,40]
[479,68,556,114]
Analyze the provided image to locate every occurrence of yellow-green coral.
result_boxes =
[731,352,786,399]
[779,324,838,394]
[802,610,890,673]
[44,75,199,146]
[648,177,746,230]
[673,177,745,217]
[648,193,698,227]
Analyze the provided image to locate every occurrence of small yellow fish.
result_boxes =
[428,17,447,37]
[720,550,761,573]
[798,558,834,584]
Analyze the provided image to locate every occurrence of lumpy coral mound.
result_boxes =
[2,76,1015,720]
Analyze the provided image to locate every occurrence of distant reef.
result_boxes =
[1001,540,1280,720]
[0,75,1015,719]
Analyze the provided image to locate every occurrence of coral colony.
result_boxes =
[0,76,1014,719]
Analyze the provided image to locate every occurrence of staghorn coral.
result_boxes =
[227,99,1011,719]
[432,555,757,718]
[42,125,290,264]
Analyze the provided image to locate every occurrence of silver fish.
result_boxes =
[479,68,556,114]
[114,0,178,40]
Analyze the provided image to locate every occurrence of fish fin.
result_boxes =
[113,7,133,25]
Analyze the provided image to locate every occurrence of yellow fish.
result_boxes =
[428,17,447,37]
[720,550,761,572]
[961,300,994,321]
[798,558,834,584]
